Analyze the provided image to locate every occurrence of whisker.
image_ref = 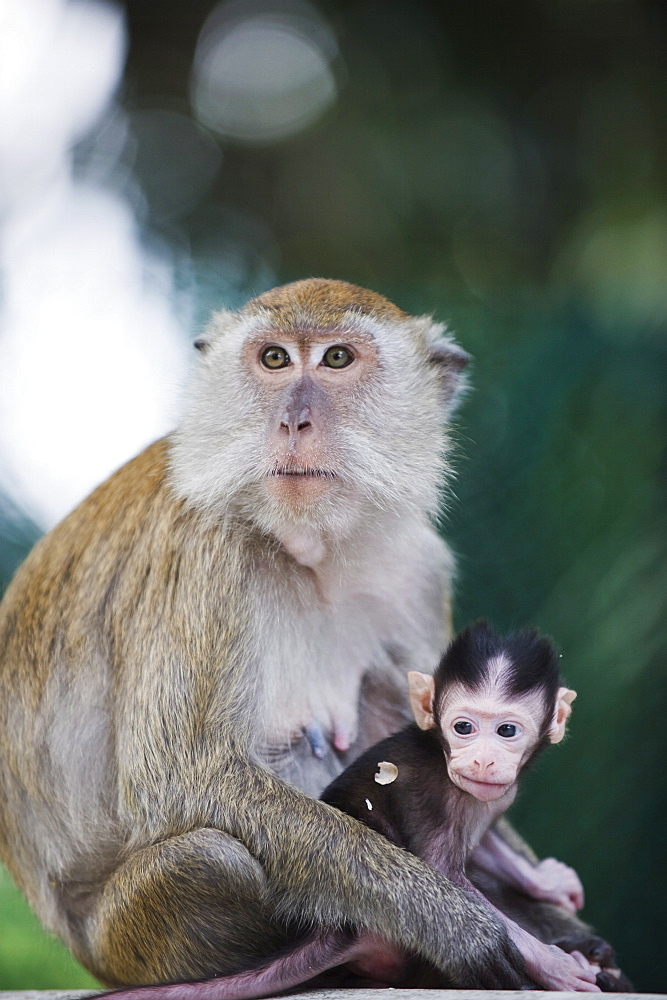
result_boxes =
[268,468,338,479]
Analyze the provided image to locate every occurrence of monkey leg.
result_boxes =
[85,829,291,987]
[96,929,359,1000]
[94,929,411,1000]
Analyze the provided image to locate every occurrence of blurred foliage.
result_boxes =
[0,494,39,596]
[1,0,666,991]
[0,867,98,989]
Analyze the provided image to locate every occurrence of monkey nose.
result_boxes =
[473,758,495,771]
[280,407,312,435]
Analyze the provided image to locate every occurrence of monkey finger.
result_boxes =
[564,874,585,910]
[554,893,577,913]
[565,892,584,913]
[570,950,601,975]
[529,860,584,911]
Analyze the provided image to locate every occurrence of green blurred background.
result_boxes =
[0,0,665,991]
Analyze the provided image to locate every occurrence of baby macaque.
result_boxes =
[104,622,614,1000]
[321,620,595,991]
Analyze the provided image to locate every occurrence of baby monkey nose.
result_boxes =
[473,757,496,771]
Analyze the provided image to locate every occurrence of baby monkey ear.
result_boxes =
[548,687,577,744]
[408,671,436,730]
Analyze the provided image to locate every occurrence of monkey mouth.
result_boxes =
[265,465,339,504]
[456,775,513,801]
[268,466,337,479]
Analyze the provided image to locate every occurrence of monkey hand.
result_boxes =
[525,856,584,911]
[521,938,601,992]
[554,934,634,992]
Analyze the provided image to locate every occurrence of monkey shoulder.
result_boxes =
[2,439,172,587]
[321,725,447,850]
[1,437,245,626]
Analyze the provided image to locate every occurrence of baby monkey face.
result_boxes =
[439,686,543,802]
[408,631,574,806]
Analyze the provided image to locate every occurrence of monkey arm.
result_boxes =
[491,815,539,862]
[470,814,597,946]
[441,867,599,993]
[213,758,530,988]
[471,827,584,912]
[89,758,532,989]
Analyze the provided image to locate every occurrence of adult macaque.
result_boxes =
[0,279,606,989]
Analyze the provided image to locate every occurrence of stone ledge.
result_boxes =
[0,991,662,1000]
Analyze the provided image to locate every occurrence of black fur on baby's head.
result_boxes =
[433,620,562,740]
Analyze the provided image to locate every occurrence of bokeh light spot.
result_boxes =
[191,1,339,144]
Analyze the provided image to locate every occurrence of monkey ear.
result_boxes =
[408,671,436,730]
[193,308,240,352]
[548,687,577,744]
[427,333,471,415]
[428,340,471,372]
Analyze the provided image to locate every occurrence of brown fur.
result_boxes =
[245,278,409,327]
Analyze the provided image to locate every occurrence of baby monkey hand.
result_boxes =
[527,856,585,912]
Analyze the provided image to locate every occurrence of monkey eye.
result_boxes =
[261,346,290,369]
[497,724,518,738]
[322,345,354,369]
[453,721,473,736]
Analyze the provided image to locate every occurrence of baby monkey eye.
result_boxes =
[322,345,353,369]
[453,721,473,735]
[497,724,518,738]
[261,346,290,369]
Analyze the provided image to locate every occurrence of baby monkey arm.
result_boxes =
[471,827,584,913]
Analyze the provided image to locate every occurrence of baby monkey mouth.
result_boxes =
[463,778,508,788]
[456,775,514,801]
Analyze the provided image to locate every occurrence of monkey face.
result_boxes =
[438,686,544,802]
[170,280,469,550]
[241,330,379,508]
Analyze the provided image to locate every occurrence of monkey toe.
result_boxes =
[554,936,632,993]
[596,968,634,992]
[555,933,614,966]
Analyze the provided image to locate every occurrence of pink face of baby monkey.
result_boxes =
[439,681,542,801]
[408,660,576,803]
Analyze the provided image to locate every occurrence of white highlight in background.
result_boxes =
[0,0,187,529]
